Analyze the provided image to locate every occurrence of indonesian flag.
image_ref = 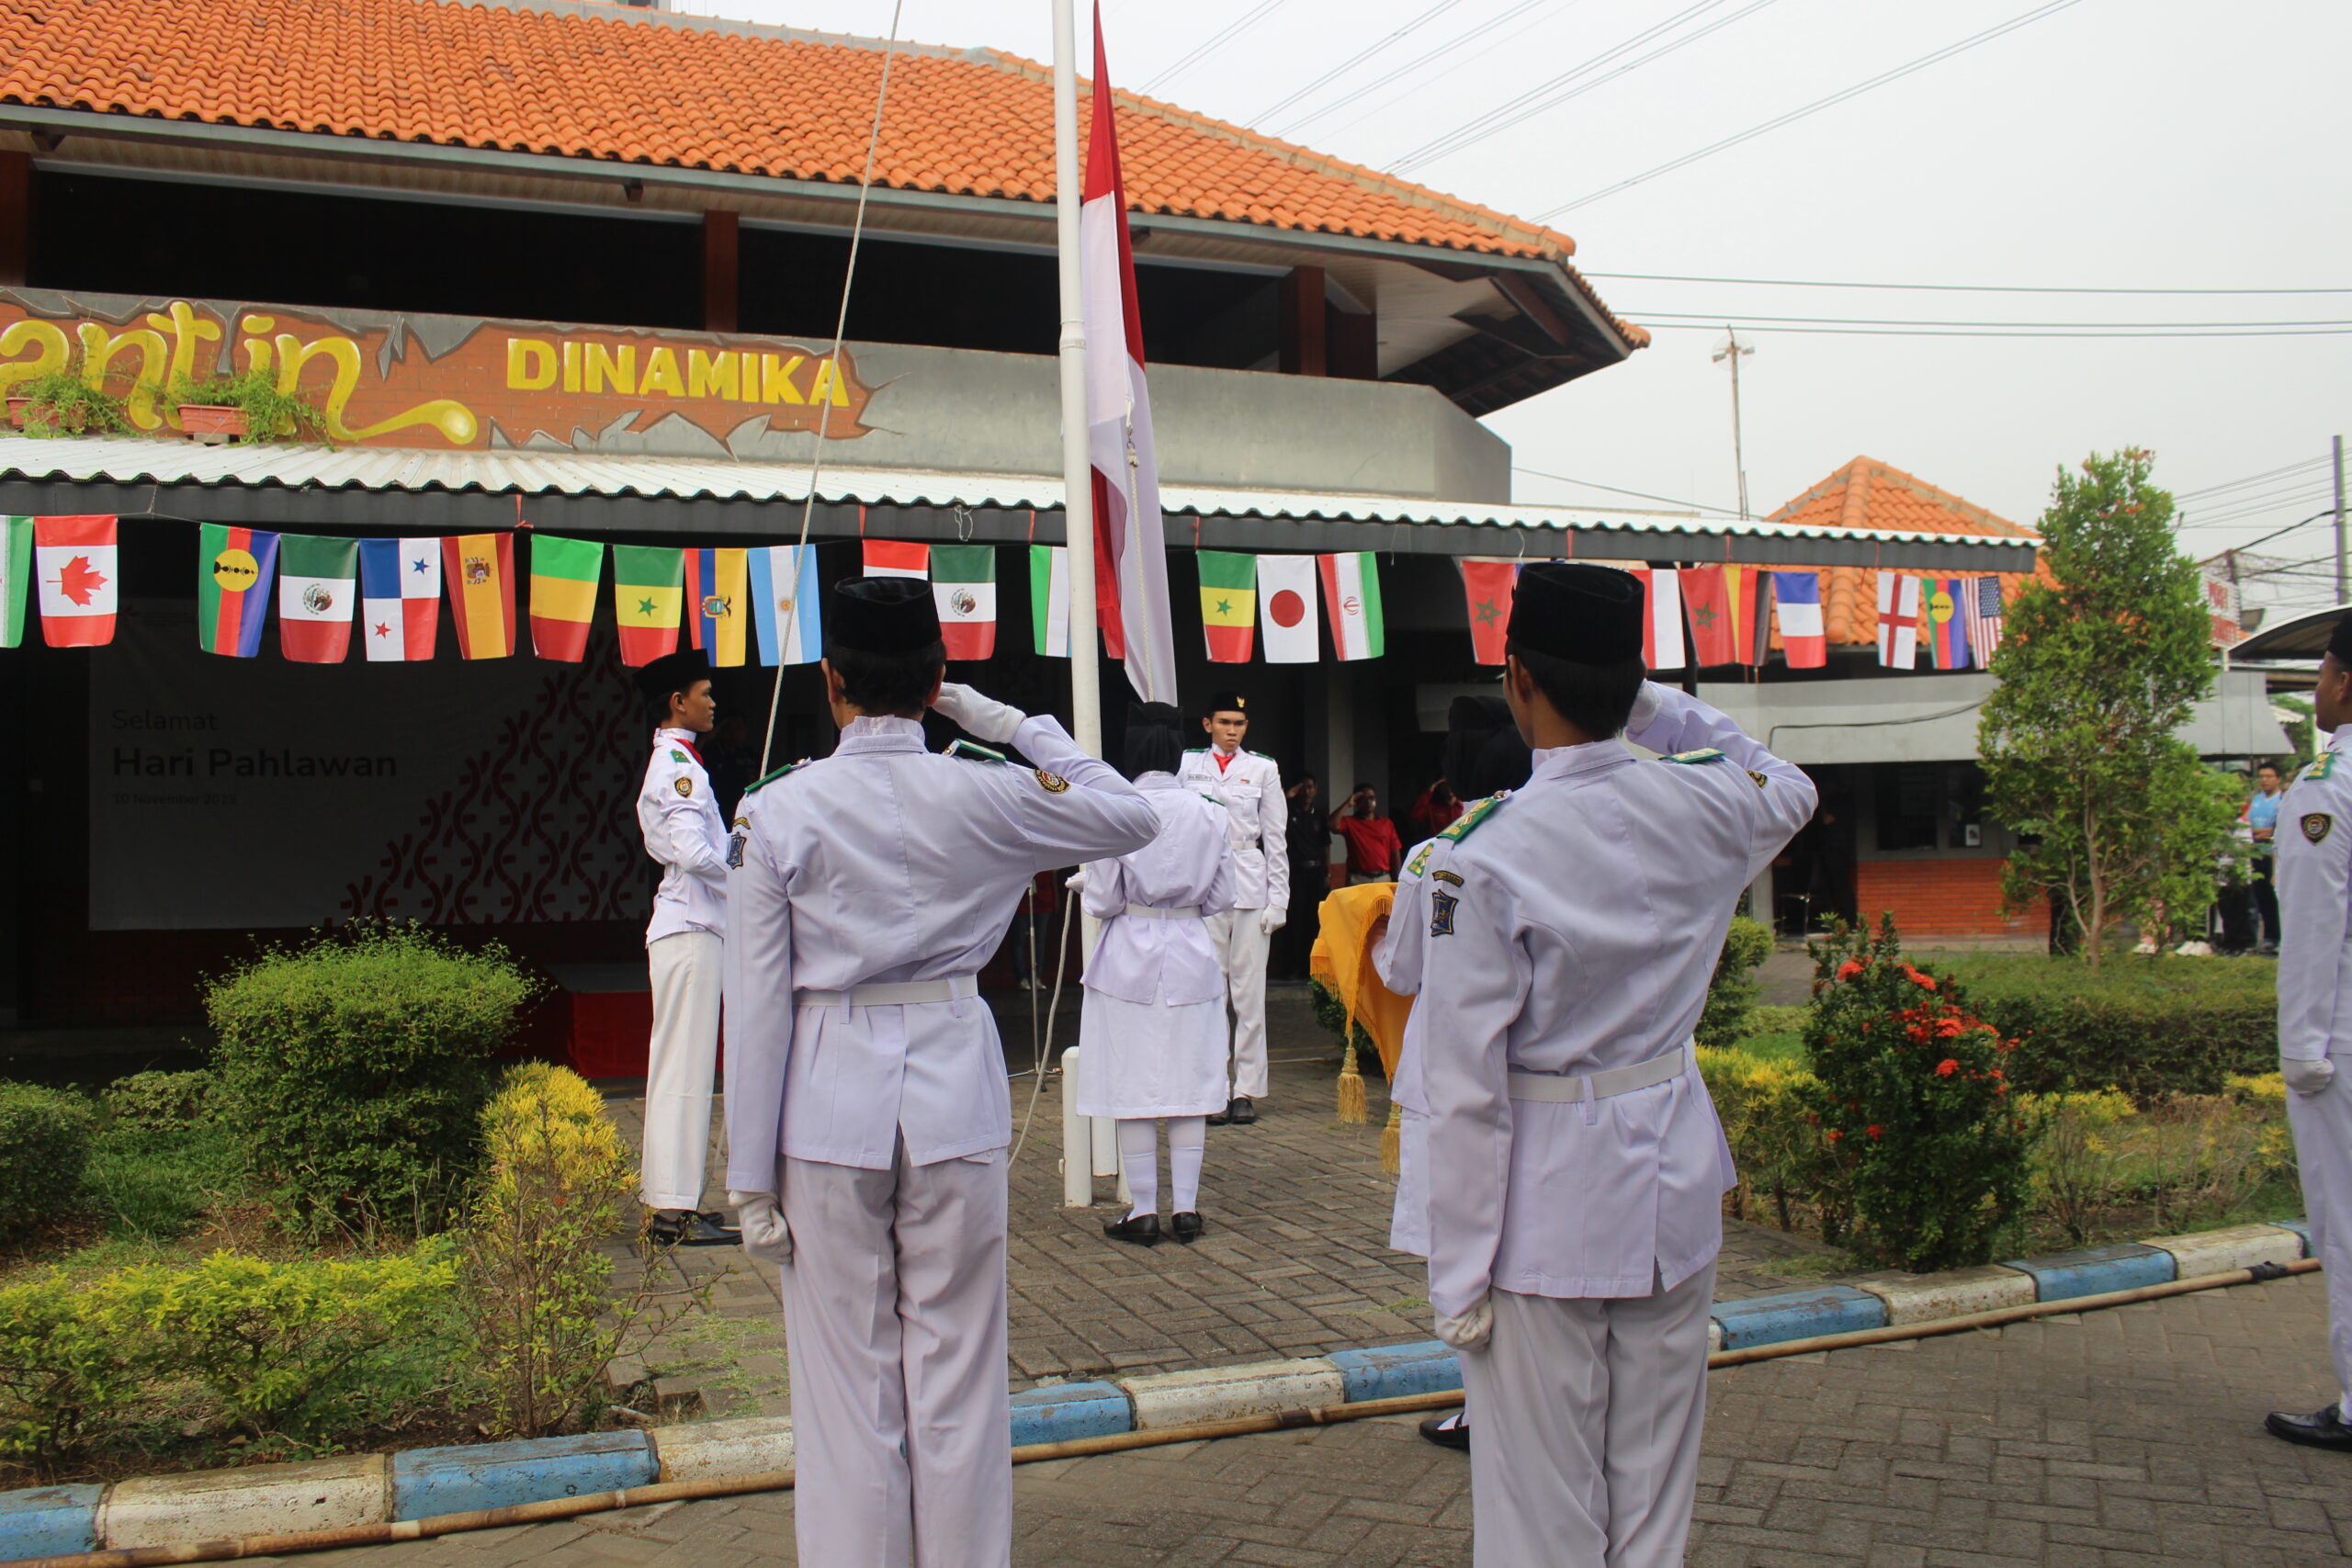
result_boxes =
[1462,558,1517,665]
[277,534,359,663]
[1197,550,1256,662]
[0,516,28,649]
[1628,567,1684,672]
[35,514,117,647]
[864,539,928,580]
[1682,565,1736,667]
[931,545,997,660]
[359,537,440,661]
[1877,573,1922,669]
[1258,554,1318,663]
[1771,570,1826,668]
[1318,552,1385,660]
[1082,10,1177,702]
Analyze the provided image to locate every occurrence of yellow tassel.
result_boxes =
[1337,1041,1368,1124]
[1380,1102,1402,1174]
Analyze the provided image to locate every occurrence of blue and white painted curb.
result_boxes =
[0,1219,2312,1562]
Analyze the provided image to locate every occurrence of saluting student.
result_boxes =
[1074,702,1239,1247]
[1177,691,1287,1124]
[1419,562,1815,1568]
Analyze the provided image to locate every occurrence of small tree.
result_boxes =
[1978,449,2240,964]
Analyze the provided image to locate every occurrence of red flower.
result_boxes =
[1837,960,1864,982]
[1866,1125,1883,1140]
[1826,1129,1845,1142]
[1935,1059,1959,1077]
[1936,1016,1965,1038]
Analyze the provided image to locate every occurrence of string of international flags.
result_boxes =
[0,513,2006,672]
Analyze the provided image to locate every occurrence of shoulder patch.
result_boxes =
[1430,868,1464,886]
[1183,748,1207,754]
[1441,793,1509,844]
[741,760,804,796]
[726,818,749,870]
[2303,812,2334,844]
[1747,769,1769,789]
[669,749,691,764]
[2303,753,2338,784]
[673,776,694,798]
[1660,748,1728,765]
[1035,769,1071,794]
[945,739,1010,765]
[1405,842,1434,878]
[1429,887,1460,938]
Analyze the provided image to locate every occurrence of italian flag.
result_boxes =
[277,534,359,663]
[1031,545,1070,658]
[34,514,117,647]
[2,516,34,649]
[1317,551,1384,661]
[863,539,929,580]
[614,546,684,668]
[931,544,996,660]
[529,535,604,663]
[442,534,516,660]
[1197,551,1255,662]
[198,522,281,659]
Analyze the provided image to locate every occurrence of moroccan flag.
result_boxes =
[614,546,684,667]
[35,514,117,647]
[1259,554,1318,663]
[1628,567,1683,672]
[441,534,515,660]
[0,516,28,649]
[529,536,604,662]
[687,547,751,667]
[277,534,359,663]
[1031,546,1070,658]
[1928,578,1972,671]
[1682,565,1736,666]
[197,523,280,658]
[1876,573,1921,669]
[359,538,441,661]
[1726,564,1769,666]
[931,545,997,660]
[864,539,928,580]
[1772,570,1826,668]
[1197,551,1256,662]
[748,546,821,666]
[1461,558,1516,665]
[1318,552,1384,660]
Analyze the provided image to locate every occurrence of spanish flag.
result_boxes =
[440,534,515,660]
[614,545,684,668]
[527,535,603,662]
[686,547,750,667]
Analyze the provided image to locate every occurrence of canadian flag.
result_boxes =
[35,514,118,647]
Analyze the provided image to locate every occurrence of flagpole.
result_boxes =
[1051,0,1101,766]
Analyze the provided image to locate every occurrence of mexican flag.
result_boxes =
[277,534,359,663]
[614,546,684,667]
[441,534,516,660]
[931,545,997,660]
[528,535,604,663]
[34,514,117,647]
[688,547,751,667]
[359,537,440,661]
[864,539,929,580]
[1031,545,1070,658]
[1461,558,1516,665]
[1196,551,1255,662]
[198,523,281,658]
[0,516,27,649]
[1317,551,1384,660]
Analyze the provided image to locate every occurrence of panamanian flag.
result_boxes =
[360,537,441,661]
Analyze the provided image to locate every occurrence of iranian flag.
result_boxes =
[1258,554,1318,663]
[931,545,997,660]
[1197,550,1256,662]
[359,538,441,661]
[2,516,34,649]
[277,535,358,662]
[1628,568,1684,672]
[1461,558,1516,665]
[864,539,928,580]
[197,523,281,658]
[1318,552,1384,660]
[35,514,118,647]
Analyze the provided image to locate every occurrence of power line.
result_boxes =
[1537,0,2087,218]
[1630,310,2352,329]
[1139,0,1294,95]
[1634,321,2352,339]
[2177,457,2334,502]
[1510,465,1742,515]
[1272,0,1567,138]
[1248,0,1467,126]
[1583,271,2352,297]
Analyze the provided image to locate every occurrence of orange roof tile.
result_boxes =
[0,0,1640,343]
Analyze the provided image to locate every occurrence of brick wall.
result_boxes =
[1853,857,2043,939]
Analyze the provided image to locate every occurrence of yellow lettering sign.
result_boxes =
[687,348,739,400]
[583,343,636,396]
[762,354,807,405]
[506,337,558,390]
[639,346,684,399]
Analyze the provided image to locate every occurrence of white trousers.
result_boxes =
[1204,908,1270,1099]
[642,930,722,1211]
[779,1143,1012,1568]
[2287,1059,2352,1413]
[1458,1264,1716,1568]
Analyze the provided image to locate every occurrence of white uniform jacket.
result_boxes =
[639,728,729,944]
[1421,686,1815,1315]
[2278,727,2352,1064]
[1177,748,1288,910]
[1079,775,1238,1006]
[1376,827,1475,1117]
[722,716,1159,1185]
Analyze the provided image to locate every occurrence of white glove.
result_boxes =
[2284,1057,2337,1098]
[1065,868,1090,894]
[1627,680,1667,736]
[1433,1295,1494,1351]
[932,682,1025,745]
[728,1191,793,1264]
[1260,906,1287,935]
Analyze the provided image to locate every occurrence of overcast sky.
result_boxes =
[709,0,2349,613]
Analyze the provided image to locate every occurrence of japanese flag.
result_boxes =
[1258,554,1318,663]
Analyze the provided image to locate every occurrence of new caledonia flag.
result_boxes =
[197,523,280,657]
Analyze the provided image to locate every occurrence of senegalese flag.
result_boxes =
[614,545,684,668]
[441,534,515,660]
[0,516,30,649]
[197,523,280,658]
[1031,545,1070,658]
[687,547,751,667]
[931,544,996,660]
[1197,551,1256,662]
[527,535,603,662]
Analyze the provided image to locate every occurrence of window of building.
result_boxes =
[1876,763,1941,852]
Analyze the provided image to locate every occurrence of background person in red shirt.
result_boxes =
[1329,783,1404,884]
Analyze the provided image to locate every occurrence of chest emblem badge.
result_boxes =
[674,777,694,798]
[1430,888,1459,938]
[2302,812,2333,844]
[1035,770,1070,794]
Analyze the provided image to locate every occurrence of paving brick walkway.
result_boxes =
[287,1271,2345,1566]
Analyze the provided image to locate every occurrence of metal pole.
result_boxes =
[1728,329,1749,522]
[1052,0,1102,765]
[2334,434,2346,604]
[1060,1046,1093,1207]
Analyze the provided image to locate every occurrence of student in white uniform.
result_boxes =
[1074,702,1239,1247]
[2265,610,2352,1453]
[1177,692,1286,1124]
[722,579,1159,1568]
[632,648,739,1248]
[1419,562,1815,1568]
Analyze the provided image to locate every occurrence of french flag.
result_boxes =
[1771,570,1826,668]
[360,537,441,661]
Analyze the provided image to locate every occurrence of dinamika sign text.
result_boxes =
[0,290,876,454]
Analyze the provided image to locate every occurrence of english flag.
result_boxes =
[1082,10,1177,702]
[1771,570,1826,668]
[359,537,441,661]
[1461,558,1516,665]
[35,514,117,647]
[1628,567,1684,672]
[1877,573,1922,669]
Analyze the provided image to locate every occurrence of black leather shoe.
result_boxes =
[1103,1213,1161,1247]
[1419,1412,1470,1452]
[1205,1104,1232,1126]
[1170,1211,1204,1244]
[649,1211,740,1247]
[2266,1403,2352,1450]
[1228,1096,1257,1125]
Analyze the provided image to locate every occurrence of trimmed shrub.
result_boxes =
[101,1069,216,1130]
[1697,916,1774,1048]
[1697,1046,1835,1233]
[1947,956,2275,1100]
[81,1120,242,1241]
[0,1084,98,1237]
[207,923,535,1236]
[0,1269,139,1465]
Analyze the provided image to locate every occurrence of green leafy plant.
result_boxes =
[1948,955,2277,1099]
[166,368,328,443]
[0,1083,98,1238]
[1696,916,1774,1048]
[7,360,134,437]
[101,1069,217,1131]
[81,1119,242,1241]
[1697,1045,1836,1233]
[1308,978,1378,1060]
[0,1269,142,1468]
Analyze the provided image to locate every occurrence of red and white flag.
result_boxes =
[359,538,440,661]
[863,539,929,580]
[1877,572,1922,668]
[1628,567,1684,671]
[35,514,117,647]
[1770,570,1826,668]
[1081,9,1177,702]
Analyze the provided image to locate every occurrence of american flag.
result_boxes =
[1966,576,2006,668]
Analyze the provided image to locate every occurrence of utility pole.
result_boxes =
[1713,327,1755,520]
[2335,434,2346,604]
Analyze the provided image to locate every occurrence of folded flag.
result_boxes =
[1319,551,1385,661]
[360,538,441,661]
[529,535,604,663]
[1876,572,1921,669]
[614,546,684,668]
[1197,551,1256,662]
[0,516,28,649]
[687,547,751,667]
[1031,545,1070,658]
[1928,578,1972,671]
[748,546,821,666]
[1966,576,2007,668]
[277,534,359,663]
[1461,558,1517,665]
[1629,567,1684,671]
[1726,564,1770,666]
[197,523,280,658]
[930,545,997,660]
[864,539,929,580]
[1258,554,1318,663]
[1682,564,1736,667]
[36,514,119,647]
[1771,570,1826,668]
[442,534,516,660]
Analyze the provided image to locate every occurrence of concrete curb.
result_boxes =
[0,1218,2313,1561]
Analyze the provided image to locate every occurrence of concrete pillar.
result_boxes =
[1279,266,1327,377]
[0,150,31,287]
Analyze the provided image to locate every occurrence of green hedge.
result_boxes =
[1946,956,2276,1100]
[0,1085,97,1238]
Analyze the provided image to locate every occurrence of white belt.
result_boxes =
[1124,904,1204,919]
[795,976,980,1008]
[1507,1043,1692,1104]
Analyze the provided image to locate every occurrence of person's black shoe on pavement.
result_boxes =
[1227,1096,1256,1125]
[1170,1211,1204,1244]
[2266,1403,2352,1450]
[1419,1411,1469,1451]
[649,1210,740,1247]
[1104,1213,1162,1247]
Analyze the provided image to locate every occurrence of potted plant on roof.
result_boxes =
[7,359,137,437]
[167,368,329,445]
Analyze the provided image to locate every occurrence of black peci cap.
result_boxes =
[1507,561,1645,665]
[632,647,711,702]
[2328,612,2352,666]
[827,576,940,656]
[1199,690,1250,718]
